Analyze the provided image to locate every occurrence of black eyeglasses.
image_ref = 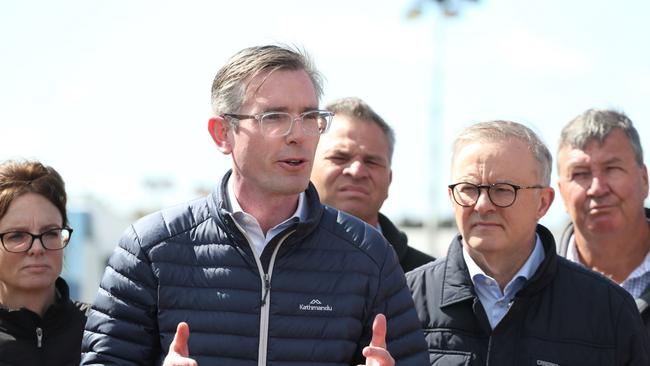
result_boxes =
[0,228,73,253]
[448,182,545,208]
[223,110,334,137]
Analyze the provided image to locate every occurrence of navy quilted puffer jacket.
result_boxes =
[81,171,428,366]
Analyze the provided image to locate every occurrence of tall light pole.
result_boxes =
[407,0,477,255]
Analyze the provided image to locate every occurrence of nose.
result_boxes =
[27,237,46,255]
[473,188,496,214]
[343,160,369,178]
[284,116,306,143]
[586,174,610,197]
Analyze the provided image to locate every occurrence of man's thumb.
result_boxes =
[170,322,191,357]
[371,314,387,348]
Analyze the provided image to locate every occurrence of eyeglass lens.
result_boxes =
[453,183,517,207]
[1,228,71,252]
[261,112,329,136]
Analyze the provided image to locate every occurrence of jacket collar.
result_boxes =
[440,224,558,308]
[377,212,408,259]
[207,170,324,244]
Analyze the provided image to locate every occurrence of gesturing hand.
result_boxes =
[162,322,198,366]
[358,314,395,366]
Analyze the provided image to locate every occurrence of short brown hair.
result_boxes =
[325,97,396,163]
[211,45,324,116]
[0,160,68,226]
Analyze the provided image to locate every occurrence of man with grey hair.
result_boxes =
[81,45,427,366]
[311,97,434,272]
[407,120,649,365]
[556,108,650,333]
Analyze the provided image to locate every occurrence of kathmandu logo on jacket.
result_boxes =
[536,360,559,366]
[299,299,333,312]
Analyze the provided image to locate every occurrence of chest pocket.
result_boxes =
[429,349,473,366]
[523,338,615,366]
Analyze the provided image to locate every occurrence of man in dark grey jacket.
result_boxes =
[407,120,649,365]
[311,97,434,273]
[556,109,650,334]
[81,45,428,366]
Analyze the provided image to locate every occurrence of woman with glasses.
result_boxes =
[0,159,88,366]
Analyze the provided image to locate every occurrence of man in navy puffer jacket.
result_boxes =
[81,45,428,366]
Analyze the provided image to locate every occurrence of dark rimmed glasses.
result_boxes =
[0,228,73,253]
[448,182,545,208]
[223,110,334,137]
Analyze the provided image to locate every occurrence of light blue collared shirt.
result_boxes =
[227,176,307,258]
[463,235,545,329]
[566,233,650,298]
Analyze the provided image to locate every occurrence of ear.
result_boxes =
[556,179,570,213]
[535,187,555,220]
[208,116,233,154]
[448,186,455,208]
[642,164,649,199]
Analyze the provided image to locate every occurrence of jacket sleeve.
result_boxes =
[81,224,161,366]
[368,241,429,366]
[616,292,650,366]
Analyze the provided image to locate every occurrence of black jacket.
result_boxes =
[558,208,650,334]
[82,171,428,365]
[407,224,650,365]
[378,213,435,272]
[0,277,89,366]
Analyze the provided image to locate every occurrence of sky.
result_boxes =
[2,0,649,233]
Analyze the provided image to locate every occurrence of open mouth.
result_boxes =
[284,159,304,166]
[279,158,307,168]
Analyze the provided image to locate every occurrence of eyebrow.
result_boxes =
[601,156,624,165]
[0,223,62,233]
[567,156,624,169]
[260,106,320,114]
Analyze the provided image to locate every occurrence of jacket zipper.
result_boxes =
[485,334,492,366]
[261,273,271,306]
[230,216,294,366]
[36,327,43,348]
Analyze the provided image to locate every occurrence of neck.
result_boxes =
[231,178,300,235]
[466,238,536,291]
[574,223,650,283]
[366,214,379,228]
[0,284,56,317]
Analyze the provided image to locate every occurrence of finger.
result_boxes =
[370,314,387,348]
[361,345,394,366]
[169,322,191,357]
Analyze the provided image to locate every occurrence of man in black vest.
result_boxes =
[311,97,434,272]
[556,108,650,334]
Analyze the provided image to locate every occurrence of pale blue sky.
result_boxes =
[2,0,649,231]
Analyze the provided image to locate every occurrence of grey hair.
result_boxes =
[558,109,644,167]
[452,120,553,185]
[325,97,396,163]
[211,45,324,116]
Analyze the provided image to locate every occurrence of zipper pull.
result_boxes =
[36,327,43,348]
[261,273,271,306]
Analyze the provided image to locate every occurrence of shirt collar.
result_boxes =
[568,231,650,283]
[227,175,307,223]
[463,234,545,286]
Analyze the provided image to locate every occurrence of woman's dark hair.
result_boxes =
[0,160,68,226]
